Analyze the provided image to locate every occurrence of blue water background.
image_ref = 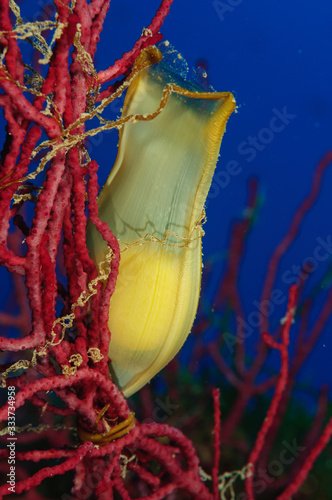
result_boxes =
[96,0,332,403]
[2,0,332,408]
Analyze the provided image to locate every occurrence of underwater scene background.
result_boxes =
[90,0,332,496]
[91,1,332,399]
[1,0,332,498]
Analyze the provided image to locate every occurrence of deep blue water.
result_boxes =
[2,1,332,406]
[96,1,332,400]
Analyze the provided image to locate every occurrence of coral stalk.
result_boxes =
[245,285,297,498]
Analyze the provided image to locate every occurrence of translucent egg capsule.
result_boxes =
[87,46,236,396]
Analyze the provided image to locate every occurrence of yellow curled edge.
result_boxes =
[87,46,236,397]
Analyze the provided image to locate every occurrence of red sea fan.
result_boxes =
[0,1,214,497]
[0,1,332,499]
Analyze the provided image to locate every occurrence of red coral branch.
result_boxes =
[245,285,297,498]
[0,442,94,497]
[277,414,332,499]
[212,388,221,499]
[97,0,174,99]
[1,1,331,498]
[0,1,218,498]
